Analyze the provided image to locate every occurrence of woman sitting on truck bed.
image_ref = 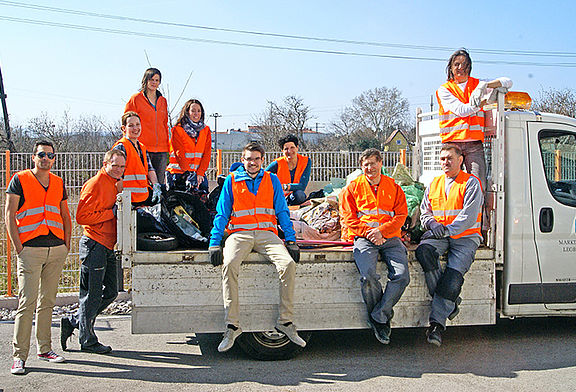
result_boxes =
[166,99,212,193]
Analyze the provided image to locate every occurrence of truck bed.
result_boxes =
[131,245,495,334]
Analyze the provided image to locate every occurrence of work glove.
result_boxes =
[486,86,509,105]
[151,183,163,205]
[209,246,223,266]
[421,222,448,240]
[285,241,300,263]
[185,171,198,192]
[469,81,487,109]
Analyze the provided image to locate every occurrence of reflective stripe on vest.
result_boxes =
[346,174,403,239]
[15,170,65,243]
[437,77,485,143]
[113,137,149,203]
[274,154,309,195]
[428,171,481,239]
[227,172,278,235]
[167,125,210,174]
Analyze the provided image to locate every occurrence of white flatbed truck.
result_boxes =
[118,90,576,359]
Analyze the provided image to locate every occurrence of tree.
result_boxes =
[252,95,315,150]
[533,87,576,118]
[328,86,412,151]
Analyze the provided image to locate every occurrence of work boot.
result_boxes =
[60,317,74,351]
[448,297,462,320]
[368,316,391,345]
[218,325,242,352]
[426,322,443,347]
[81,343,112,354]
[275,322,306,347]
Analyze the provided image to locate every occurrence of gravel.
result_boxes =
[0,300,132,321]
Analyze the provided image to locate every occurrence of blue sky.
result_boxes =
[0,0,575,135]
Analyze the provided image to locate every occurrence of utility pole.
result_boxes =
[210,113,222,150]
[0,65,14,151]
[430,95,434,112]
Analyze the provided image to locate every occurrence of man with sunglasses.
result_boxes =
[209,142,305,353]
[60,149,126,354]
[6,141,72,375]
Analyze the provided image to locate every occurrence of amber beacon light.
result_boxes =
[504,91,532,110]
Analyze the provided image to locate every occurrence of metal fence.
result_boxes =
[0,149,411,296]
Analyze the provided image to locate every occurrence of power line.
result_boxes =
[2,15,576,67]
[1,0,576,58]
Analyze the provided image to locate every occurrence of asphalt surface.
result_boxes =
[2,316,576,391]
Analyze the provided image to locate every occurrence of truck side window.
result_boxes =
[539,130,576,207]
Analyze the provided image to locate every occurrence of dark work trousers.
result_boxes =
[69,236,118,348]
[353,237,410,324]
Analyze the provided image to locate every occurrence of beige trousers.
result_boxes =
[13,244,68,360]
[222,230,295,327]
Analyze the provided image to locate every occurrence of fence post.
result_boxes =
[5,150,12,296]
[400,149,406,165]
[217,149,222,176]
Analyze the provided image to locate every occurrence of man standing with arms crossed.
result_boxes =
[209,142,305,352]
[60,150,126,354]
[340,148,409,345]
[6,141,71,374]
[416,144,483,346]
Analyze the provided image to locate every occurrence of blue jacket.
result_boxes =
[209,165,296,247]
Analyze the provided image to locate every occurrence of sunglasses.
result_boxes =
[36,152,56,159]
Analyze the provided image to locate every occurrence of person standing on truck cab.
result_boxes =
[60,149,126,354]
[166,99,212,193]
[416,144,483,347]
[113,111,162,206]
[6,140,72,374]
[437,48,513,190]
[209,142,305,353]
[340,148,410,345]
[124,68,169,184]
[266,134,311,206]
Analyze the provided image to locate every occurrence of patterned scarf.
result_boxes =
[181,116,205,139]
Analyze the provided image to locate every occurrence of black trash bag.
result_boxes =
[160,189,213,249]
[136,204,169,233]
[206,174,227,214]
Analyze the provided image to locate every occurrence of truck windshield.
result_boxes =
[539,130,576,207]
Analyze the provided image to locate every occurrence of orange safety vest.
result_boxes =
[436,77,485,142]
[15,170,65,243]
[167,124,210,174]
[428,171,481,239]
[274,154,309,195]
[346,174,402,239]
[227,172,278,235]
[113,137,150,203]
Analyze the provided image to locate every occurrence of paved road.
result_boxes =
[2,316,576,391]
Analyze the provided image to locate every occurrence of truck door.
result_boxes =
[529,122,576,310]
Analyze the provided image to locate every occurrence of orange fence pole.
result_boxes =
[400,149,406,166]
[5,150,12,296]
[217,149,223,176]
[555,149,562,181]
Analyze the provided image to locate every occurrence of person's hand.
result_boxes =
[115,179,123,193]
[112,204,118,217]
[367,227,385,246]
[470,81,487,109]
[197,175,205,187]
[209,246,223,266]
[285,241,300,263]
[151,183,163,204]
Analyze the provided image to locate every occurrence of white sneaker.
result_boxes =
[11,359,25,374]
[38,350,66,363]
[275,322,306,347]
[218,326,242,352]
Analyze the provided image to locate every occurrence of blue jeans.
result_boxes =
[287,190,307,206]
[69,236,118,347]
[417,236,478,328]
[353,237,409,324]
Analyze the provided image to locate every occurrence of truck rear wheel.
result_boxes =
[236,330,312,360]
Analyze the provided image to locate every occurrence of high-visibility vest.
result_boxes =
[274,154,309,195]
[113,137,150,203]
[436,77,485,142]
[167,124,210,174]
[347,174,402,239]
[15,170,65,243]
[428,171,481,239]
[227,172,278,235]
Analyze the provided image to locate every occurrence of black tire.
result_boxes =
[137,232,179,251]
[236,330,312,361]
